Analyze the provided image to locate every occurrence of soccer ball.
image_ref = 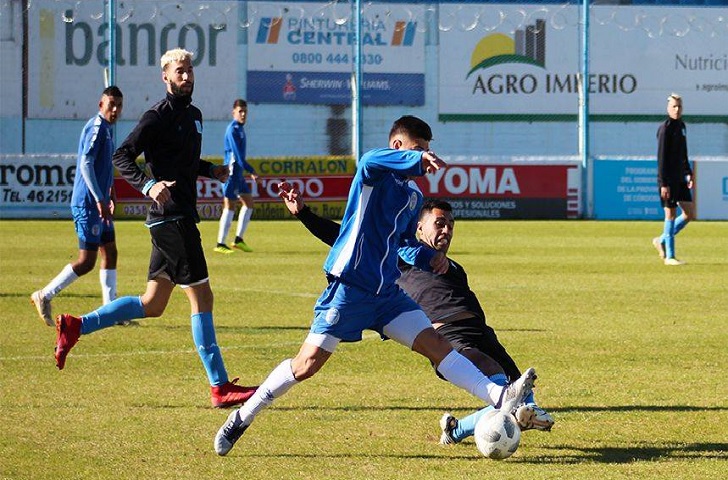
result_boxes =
[474,410,521,460]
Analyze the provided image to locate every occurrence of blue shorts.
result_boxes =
[72,206,115,251]
[222,166,251,199]
[311,278,422,342]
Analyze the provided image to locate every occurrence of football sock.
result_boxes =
[43,264,79,299]
[191,312,228,386]
[452,373,507,441]
[673,214,689,236]
[436,350,501,406]
[237,359,298,425]
[662,218,676,258]
[217,208,235,244]
[81,296,144,334]
[235,206,253,239]
[99,268,117,304]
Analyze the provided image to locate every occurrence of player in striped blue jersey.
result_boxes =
[31,86,123,326]
[214,115,537,456]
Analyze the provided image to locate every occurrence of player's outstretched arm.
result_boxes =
[278,182,339,247]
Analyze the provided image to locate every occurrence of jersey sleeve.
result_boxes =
[296,205,340,247]
[359,148,424,184]
[397,211,437,271]
[228,124,255,174]
[656,122,667,186]
[79,120,106,202]
[113,110,159,193]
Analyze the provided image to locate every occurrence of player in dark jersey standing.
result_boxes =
[652,93,695,266]
[54,48,256,408]
[275,184,553,444]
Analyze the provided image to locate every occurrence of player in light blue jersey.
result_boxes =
[31,86,124,326]
[214,115,538,456]
[215,99,258,254]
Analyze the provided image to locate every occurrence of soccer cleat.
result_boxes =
[515,404,555,432]
[54,314,82,370]
[439,412,459,445]
[211,378,258,408]
[664,258,685,266]
[496,367,537,413]
[30,290,54,326]
[214,410,249,456]
[213,244,235,254]
[652,237,666,259]
[233,240,253,252]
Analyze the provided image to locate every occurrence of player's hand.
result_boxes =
[660,186,670,200]
[149,180,176,206]
[97,201,112,221]
[687,175,694,189]
[250,174,260,184]
[277,181,304,215]
[430,252,449,275]
[212,165,229,183]
[109,199,115,217]
[422,150,446,174]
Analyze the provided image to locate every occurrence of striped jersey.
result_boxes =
[71,114,115,209]
[324,148,437,295]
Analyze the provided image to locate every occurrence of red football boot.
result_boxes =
[211,378,257,408]
[55,314,82,370]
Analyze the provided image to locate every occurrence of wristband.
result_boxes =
[142,179,157,196]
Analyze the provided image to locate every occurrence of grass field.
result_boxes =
[1,219,726,480]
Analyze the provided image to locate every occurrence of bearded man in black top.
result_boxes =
[54,48,257,408]
[277,182,554,444]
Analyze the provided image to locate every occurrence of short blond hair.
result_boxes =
[667,92,682,102]
[160,48,194,70]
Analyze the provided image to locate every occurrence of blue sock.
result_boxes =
[81,296,144,334]
[191,312,228,386]
[673,215,688,236]
[663,219,675,259]
[452,373,508,442]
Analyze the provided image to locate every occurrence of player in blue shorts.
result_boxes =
[31,86,124,326]
[215,99,258,254]
[277,185,555,439]
[214,115,538,456]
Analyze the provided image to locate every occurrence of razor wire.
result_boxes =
[2,1,726,39]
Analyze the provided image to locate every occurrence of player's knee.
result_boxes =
[290,357,321,381]
[141,298,167,317]
[72,260,95,276]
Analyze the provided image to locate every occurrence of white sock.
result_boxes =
[217,208,235,244]
[436,350,502,406]
[235,206,253,239]
[43,264,79,300]
[99,269,117,304]
[237,359,298,425]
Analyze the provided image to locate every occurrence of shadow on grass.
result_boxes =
[260,404,728,414]
[528,442,728,463]
[231,442,728,463]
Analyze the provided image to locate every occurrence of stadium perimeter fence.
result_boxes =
[0,0,726,220]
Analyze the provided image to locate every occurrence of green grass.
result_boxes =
[1,219,727,480]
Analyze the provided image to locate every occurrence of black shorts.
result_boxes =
[435,316,521,382]
[660,182,692,209]
[148,218,208,286]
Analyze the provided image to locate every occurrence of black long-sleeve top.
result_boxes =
[656,118,692,188]
[113,93,215,224]
[294,205,485,324]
